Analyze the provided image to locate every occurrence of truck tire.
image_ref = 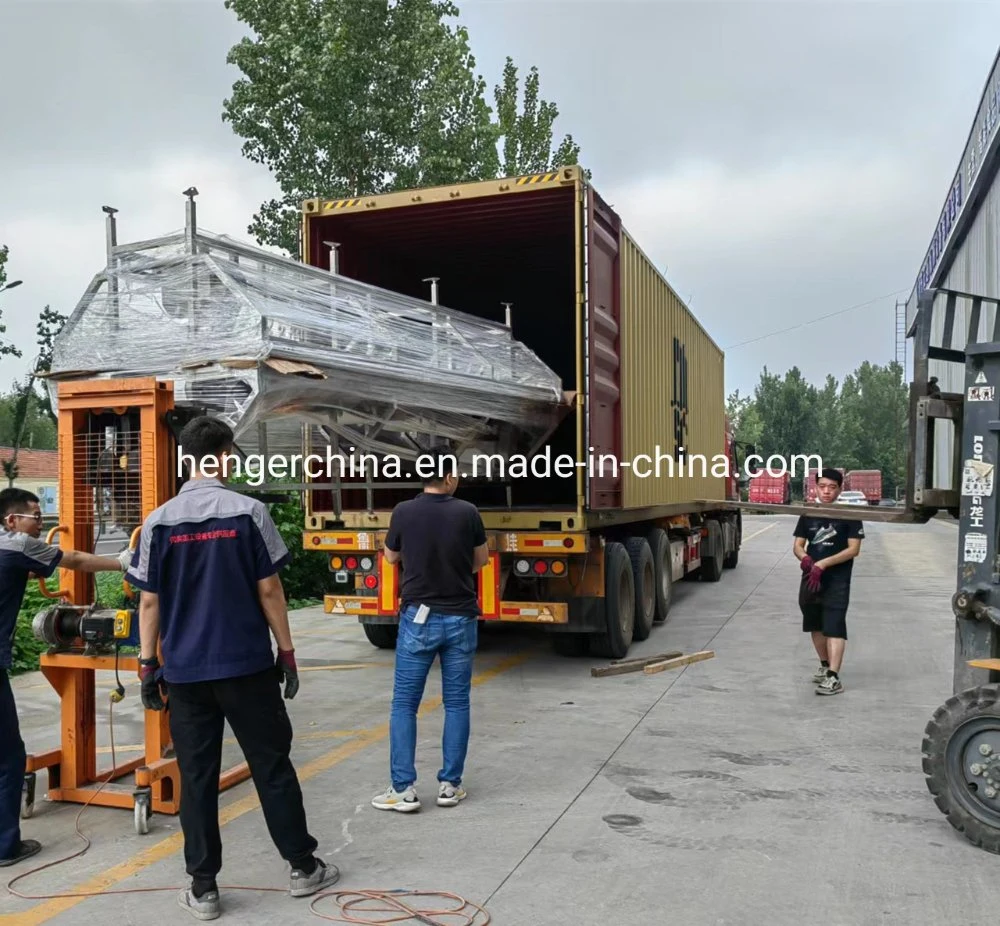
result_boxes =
[626,536,656,642]
[590,542,635,660]
[700,520,723,583]
[646,528,673,624]
[362,622,399,649]
[923,684,1000,853]
[723,514,741,569]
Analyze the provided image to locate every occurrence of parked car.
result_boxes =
[836,490,868,506]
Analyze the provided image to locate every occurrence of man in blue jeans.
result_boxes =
[371,450,488,813]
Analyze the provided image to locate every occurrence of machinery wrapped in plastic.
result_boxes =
[45,211,570,466]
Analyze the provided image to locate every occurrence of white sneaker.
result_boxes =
[813,664,829,684]
[816,674,843,695]
[371,784,421,812]
[437,781,467,807]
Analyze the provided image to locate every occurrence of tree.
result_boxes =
[0,246,23,363]
[493,56,581,177]
[3,305,67,485]
[221,1,585,255]
[725,388,762,447]
[222,0,501,255]
[735,359,909,499]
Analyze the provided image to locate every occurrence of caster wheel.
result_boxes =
[21,773,35,820]
[133,790,151,835]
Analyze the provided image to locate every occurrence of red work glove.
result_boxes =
[276,649,299,700]
[805,564,823,593]
[800,555,814,573]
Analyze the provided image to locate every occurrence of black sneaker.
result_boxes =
[0,839,41,867]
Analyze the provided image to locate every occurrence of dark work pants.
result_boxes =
[166,668,317,881]
[0,668,26,860]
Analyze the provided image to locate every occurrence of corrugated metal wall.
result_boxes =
[618,230,726,509]
[913,177,1000,493]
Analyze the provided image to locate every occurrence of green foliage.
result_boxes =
[10,585,49,675]
[738,360,908,497]
[0,388,56,451]
[493,56,584,177]
[0,245,23,363]
[221,0,585,254]
[266,491,337,602]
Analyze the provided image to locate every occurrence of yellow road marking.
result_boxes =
[93,728,366,755]
[298,663,382,671]
[742,521,778,543]
[2,652,529,925]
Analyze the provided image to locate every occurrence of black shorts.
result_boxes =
[799,578,848,639]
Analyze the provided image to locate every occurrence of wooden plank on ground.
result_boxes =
[611,650,683,666]
[591,651,684,678]
[643,650,716,675]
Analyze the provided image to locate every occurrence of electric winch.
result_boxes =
[32,603,139,655]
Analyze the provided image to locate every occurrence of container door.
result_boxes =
[586,187,622,509]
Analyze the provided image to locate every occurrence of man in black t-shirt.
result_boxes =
[793,468,864,696]
[371,450,488,814]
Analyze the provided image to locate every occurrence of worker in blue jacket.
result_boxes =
[0,488,131,868]
[126,415,337,921]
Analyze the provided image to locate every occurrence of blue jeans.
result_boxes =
[0,668,26,859]
[389,605,478,791]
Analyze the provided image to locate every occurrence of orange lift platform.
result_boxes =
[22,377,252,834]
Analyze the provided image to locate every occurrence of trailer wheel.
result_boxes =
[362,622,399,649]
[923,684,1000,853]
[626,537,656,642]
[590,542,635,660]
[723,514,741,569]
[646,528,673,624]
[700,520,723,582]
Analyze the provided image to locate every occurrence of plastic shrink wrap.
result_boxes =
[45,226,570,466]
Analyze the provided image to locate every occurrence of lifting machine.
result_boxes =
[22,377,253,834]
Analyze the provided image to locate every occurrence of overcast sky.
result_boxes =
[2,0,999,402]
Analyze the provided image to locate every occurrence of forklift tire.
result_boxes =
[589,542,635,660]
[362,622,399,650]
[700,520,724,583]
[626,536,656,642]
[646,528,673,624]
[922,684,1000,853]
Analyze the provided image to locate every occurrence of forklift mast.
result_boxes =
[906,285,1000,695]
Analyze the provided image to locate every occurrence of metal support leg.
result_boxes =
[951,339,1000,694]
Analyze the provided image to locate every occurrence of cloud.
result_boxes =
[0,151,279,389]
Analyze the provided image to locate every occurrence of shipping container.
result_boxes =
[297,166,743,660]
[845,470,882,504]
[299,165,726,525]
[748,471,791,505]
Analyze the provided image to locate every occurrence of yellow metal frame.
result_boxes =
[301,167,582,217]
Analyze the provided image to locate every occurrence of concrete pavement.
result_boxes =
[2,513,987,926]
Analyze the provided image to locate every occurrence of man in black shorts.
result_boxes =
[793,468,864,695]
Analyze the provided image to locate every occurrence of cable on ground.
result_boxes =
[6,695,490,924]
